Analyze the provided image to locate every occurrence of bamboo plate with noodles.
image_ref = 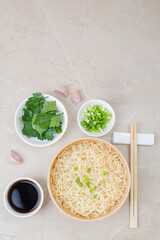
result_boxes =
[48,138,130,221]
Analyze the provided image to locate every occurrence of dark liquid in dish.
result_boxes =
[7,180,41,213]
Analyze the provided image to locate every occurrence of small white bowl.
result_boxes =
[3,177,44,218]
[14,94,68,147]
[77,99,115,137]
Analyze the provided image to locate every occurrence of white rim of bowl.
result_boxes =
[3,177,44,218]
[14,94,68,147]
[77,99,115,137]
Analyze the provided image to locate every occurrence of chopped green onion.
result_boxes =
[87,168,91,173]
[79,182,83,187]
[74,167,78,171]
[83,175,90,186]
[103,172,107,176]
[80,104,112,133]
[93,194,97,199]
[90,186,97,192]
[100,180,105,184]
[75,178,83,187]
[83,175,88,181]
[86,182,90,187]
[75,178,80,184]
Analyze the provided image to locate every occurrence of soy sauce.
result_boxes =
[7,180,41,213]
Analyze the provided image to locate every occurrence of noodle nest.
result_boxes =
[50,141,128,218]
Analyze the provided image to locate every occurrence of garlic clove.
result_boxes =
[10,151,23,164]
[54,86,68,97]
[72,90,81,103]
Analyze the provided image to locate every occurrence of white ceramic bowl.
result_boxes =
[3,177,44,218]
[14,94,68,147]
[77,99,115,137]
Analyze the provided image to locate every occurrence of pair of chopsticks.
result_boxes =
[130,122,137,228]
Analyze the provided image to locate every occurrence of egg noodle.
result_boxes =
[50,141,128,218]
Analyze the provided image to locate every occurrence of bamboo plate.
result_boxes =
[48,138,130,221]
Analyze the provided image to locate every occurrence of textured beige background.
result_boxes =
[0,0,160,239]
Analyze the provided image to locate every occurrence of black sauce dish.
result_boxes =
[3,177,44,217]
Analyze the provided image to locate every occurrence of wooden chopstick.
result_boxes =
[130,122,134,227]
[133,122,137,227]
[130,122,138,228]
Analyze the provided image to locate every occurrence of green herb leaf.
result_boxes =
[42,128,54,140]
[33,92,44,98]
[22,121,40,139]
[32,113,52,129]
[103,172,107,176]
[32,123,47,138]
[25,92,45,114]
[100,180,105,184]
[32,114,49,138]
[55,125,62,134]
[89,188,93,192]
[93,194,97,199]
[21,108,33,121]
[87,168,91,173]
[41,101,57,113]
[21,92,64,142]
[49,113,63,128]
[74,167,78,171]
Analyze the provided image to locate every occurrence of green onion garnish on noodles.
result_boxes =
[75,178,80,184]
[79,182,83,187]
[74,167,78,171]
[100,180,105,184]
[93,194,97,199]
[83,175,90,187]
[75,178,83,187]
[93,186,97,191]
[90,186,97,192]
[103,172,107,176]
[86,181,90,187]
[83,175,88,180]
[87,168,91,173]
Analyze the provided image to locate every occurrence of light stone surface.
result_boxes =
[0,0,160,239]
